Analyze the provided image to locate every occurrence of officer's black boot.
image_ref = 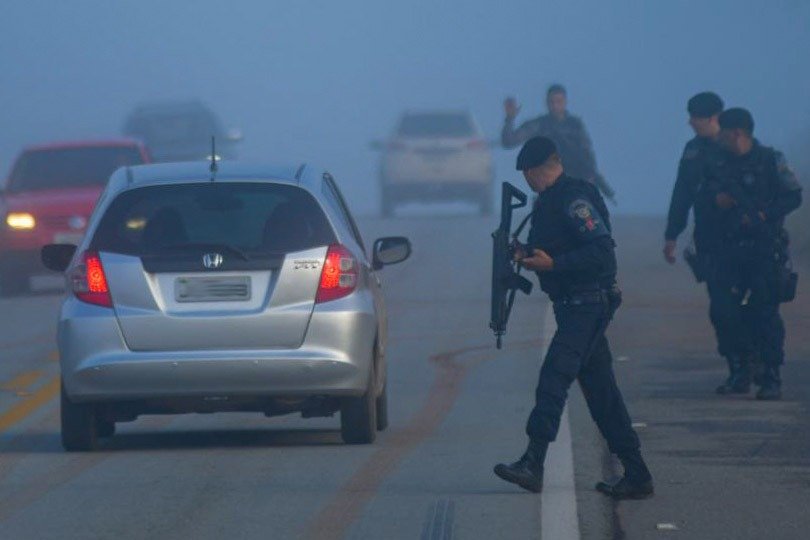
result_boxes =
[596,450,654,500]
[493,440,547,493]
[756,365,782,401]
[716,355,752,395]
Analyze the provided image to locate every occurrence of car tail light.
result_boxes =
[71,251,113,308]
[316,244,358,303]
[466,139,488,151]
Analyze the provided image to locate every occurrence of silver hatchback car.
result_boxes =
[42,162,411,451]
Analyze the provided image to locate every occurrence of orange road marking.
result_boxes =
[0,377,59,433]
[0,371,43,392]
[304,340,540,540]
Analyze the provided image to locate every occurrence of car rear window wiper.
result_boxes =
[152,243,251,261]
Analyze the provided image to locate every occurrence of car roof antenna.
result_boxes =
[209,135,218,181]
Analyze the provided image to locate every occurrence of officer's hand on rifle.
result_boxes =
[504,97,521,120]
[715,192,737,209]
[663,240,677,265]
[520,249,554,272]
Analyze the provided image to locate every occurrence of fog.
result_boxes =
[2,0,809,215]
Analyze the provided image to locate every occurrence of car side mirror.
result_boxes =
[372,236,411,270]
[41,244,77,273]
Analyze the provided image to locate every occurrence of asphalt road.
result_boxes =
[0,212,808,539]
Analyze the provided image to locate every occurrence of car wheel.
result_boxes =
[341,370,377,444]
[0,264,30,297]
[375,381,388,432]
[60,381,99,452]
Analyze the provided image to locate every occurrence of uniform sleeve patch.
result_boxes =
[568,199,598,231]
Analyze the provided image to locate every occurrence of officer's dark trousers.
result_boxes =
[525,300,641,457]
[706,249,785,367]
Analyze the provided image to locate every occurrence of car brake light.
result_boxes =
[466,139,488,151]
[71,251,113,308]
[316,244,358,303]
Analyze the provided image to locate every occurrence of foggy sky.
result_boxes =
[2,0,809,215]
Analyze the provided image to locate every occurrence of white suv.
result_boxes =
[375,111,494,216]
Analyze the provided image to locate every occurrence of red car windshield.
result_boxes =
[7,146,144,193]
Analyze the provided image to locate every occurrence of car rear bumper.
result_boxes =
[64,350,368,402]
[58,296,377,403]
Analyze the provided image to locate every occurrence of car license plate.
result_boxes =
[53,232,84,245]
[175,276,251,303]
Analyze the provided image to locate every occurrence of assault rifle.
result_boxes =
[490,182,534,349]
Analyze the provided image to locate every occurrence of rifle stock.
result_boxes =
[490,182,533,349]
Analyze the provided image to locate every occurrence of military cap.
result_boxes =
[547,83,567,97]
[719,107,755,134]
[516,136,558,171]
[687,92,723,118]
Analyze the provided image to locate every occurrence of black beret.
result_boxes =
[719,107,755,134]
[547,83,567,97]
[687,92,723,118]
[516,136,558,171]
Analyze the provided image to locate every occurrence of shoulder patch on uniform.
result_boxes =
[568,198,598,231]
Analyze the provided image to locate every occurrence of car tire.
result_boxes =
[0,263,30,297]
[341,371,377,444]
[375,381,388,432]
[61,381,99,452]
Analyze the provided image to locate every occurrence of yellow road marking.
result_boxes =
[0,371,43,392]
[0,377,59,433]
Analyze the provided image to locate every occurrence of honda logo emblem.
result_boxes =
[202,253,224,270]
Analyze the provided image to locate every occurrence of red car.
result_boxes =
[0,140,151,294]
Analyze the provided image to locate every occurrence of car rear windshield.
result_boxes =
[397,113,475,138]
[8,146,144,192]
[91,183,336,256]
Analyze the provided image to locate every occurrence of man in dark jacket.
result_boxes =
[493,136,653,500]
[502,84,615,203]
[697,108,802,399]
[664,91,724,262]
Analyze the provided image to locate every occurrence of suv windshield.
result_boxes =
[397,113,474,138]
[8,146,144,193]
[91,183,336,256]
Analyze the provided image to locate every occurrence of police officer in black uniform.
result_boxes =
[493,136,653,499]
[664,93,740,389]
[697,108,802,400]
[664,91,724,262]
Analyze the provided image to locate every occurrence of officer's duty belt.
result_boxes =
[556,289,608,306]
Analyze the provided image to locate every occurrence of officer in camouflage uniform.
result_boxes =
[697,108,802,400]
[502,84,616,203]
[493,136,653,499]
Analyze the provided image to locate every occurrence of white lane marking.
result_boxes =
[540,302,581,540]
[656,523,679,531]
